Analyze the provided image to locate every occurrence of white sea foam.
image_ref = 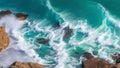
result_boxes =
[1,2,120,68]
[0,14,45,68]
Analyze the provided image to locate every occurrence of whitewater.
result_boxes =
[0,1,120,68]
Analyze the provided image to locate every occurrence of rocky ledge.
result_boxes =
[0,26,9,52]
[82,52,120,68]
[0,10,28,20]
[10,61,44,68]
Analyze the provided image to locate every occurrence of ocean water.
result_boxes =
[0,0,120,68]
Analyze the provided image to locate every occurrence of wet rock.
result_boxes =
[36,38,49,44]
[83,52,93,59]
[112,53,120,60]
[10,61,44,68]
[0,26,9,52]
[116,58,120,65]
[0,10,12,16]
[111,54,120,64]
[0,10,28,20]
[63,27,73,38]
[15,13,28,20]
[83,58,116,68]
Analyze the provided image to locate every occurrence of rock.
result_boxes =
[63,27,73,38]
[0,10,28,20]
[83,52,94,59]
[83,58,116,68]
[116,58,120,65]
[0,10,12,16]
[117,64,120,68]
[14,13,28,20]
[111,53,120,64]
[36,38,49,44]
[10,61,44,68]
[0,26,9,52]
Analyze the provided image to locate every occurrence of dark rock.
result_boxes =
[116,58,120,65]
[0,10,28,20]
[111,54,120,64]
[14,13,28,20]
[0,10,12,16]
[10,61,44,68]
[36,38,49,44]
[63,27,73,38]
[83,52,93,59]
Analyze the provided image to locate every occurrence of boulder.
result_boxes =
[0,26,9,52]
[14,13,28,20]
[0,10,12,16]
[83,58,116,68]
[63,27,73,38]
[10,61,44,68]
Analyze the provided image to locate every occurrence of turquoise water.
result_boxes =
[1,0,120,68]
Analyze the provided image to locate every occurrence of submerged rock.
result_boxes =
[10,61,44,68]
[63,27,73,38]
[15,13,28,20]
[0,26,9,52]
[36,38,49,44]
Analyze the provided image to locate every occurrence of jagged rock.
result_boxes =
[10,61,44,68]
[0,10,12,16]
[0,10,28,20]
[83,52,94,59]
[0,26,9,52]
[82,52,119,68]
[14,13,28,20]
[36,38,49,44]
[83,58,116,68]
[63,27,73,38]
[111,53,120,65]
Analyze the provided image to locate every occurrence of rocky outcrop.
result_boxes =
[82,52,120,68]
[63,27,73,38]
[0,10,28,20]
[0,26,9,52]
[10,61,44,68]
[83,52,94,59]
[0,10,12,17]
[83,58,116,68]
[14,13,28,20]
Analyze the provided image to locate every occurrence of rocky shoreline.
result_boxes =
[1,10,120,68]
[0,10,44,68]
[10,61,44,68]
[82,52,120,68]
